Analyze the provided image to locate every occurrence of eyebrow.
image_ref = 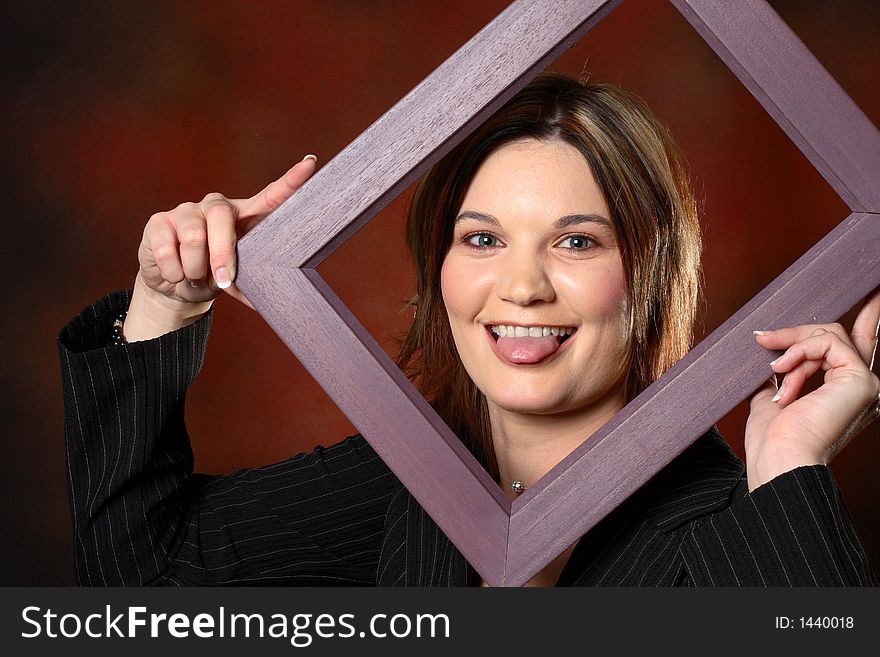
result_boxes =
[455,210,612,229]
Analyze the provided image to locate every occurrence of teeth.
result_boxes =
[489,324,574,338]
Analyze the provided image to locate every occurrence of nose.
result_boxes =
[496,251,555,306]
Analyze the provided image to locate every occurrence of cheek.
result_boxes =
[603,274,631,341]
[440,257,483,321]
[605,273,630,325]
[564,268,632,360]
[439,261,458,317]
[603,272,632,348]
[560,265,630,324]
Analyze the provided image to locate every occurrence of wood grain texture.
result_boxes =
[671,0,880,211]
[505,212,880,586]
[232,0,880,586]
[235,0,621,271]
[234,265,510,585]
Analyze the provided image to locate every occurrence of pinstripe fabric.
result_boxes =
[58,291,877,587]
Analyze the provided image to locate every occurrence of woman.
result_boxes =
[58,73,879,586]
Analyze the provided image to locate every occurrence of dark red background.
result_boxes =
[3,0,878,585]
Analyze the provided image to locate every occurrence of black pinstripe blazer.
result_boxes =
[58,291,877,586]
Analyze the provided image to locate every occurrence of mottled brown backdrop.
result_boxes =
[2,0,878,584]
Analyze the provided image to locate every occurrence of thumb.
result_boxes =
[851,284,880,369]
[238,154,319,230]
[749,376,781,414]
[745,377,782,445]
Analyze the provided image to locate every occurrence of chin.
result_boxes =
[484,388,572,416]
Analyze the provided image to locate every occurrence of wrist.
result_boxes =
[746,452,825,493]
[124,273,213,341]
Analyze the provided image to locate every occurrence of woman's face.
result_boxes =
[441,138,631,418]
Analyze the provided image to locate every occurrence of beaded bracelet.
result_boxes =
[110,311,128,346]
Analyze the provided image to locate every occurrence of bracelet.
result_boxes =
[110,310,128,346]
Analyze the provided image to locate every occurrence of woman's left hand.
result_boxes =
[745,287,880,493]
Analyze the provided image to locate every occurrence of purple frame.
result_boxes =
[234,0,880,586]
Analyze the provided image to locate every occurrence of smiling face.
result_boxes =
[440,138,632,419]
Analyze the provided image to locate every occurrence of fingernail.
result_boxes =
[772,385,783,403]
[769,357,778,366]
[215,267,232,289]
[753,330,767,336]
[302,153,318,163]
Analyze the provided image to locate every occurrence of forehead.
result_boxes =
[459,138,610,220]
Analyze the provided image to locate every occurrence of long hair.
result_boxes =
[396,72,702,478]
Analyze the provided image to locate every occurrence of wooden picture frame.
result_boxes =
[234,0,880,586]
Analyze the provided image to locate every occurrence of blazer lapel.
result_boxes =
[376,483,472,586]
[377,428,743,586]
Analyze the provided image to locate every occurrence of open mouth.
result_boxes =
[485,324,577,364]
[488,324,574,343]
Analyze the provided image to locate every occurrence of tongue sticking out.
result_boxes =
[495,335,561,364]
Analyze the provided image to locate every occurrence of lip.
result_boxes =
[482,323,577,366]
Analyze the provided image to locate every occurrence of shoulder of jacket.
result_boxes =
[636,427,746,533]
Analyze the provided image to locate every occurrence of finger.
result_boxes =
[201,194,239,289]
[240,154,318,221]
[175,212,210,283]
[769,330,860,375]
[772,358,823,406]
[143,214,185,284]
[754,322,854,352]
[851,285,880,368]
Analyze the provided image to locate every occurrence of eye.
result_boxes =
[465,232,501,248]
[557,234,595,250]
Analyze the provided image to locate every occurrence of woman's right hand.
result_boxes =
[124,154,318,341]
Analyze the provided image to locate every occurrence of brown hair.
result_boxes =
[397,72,702,477]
